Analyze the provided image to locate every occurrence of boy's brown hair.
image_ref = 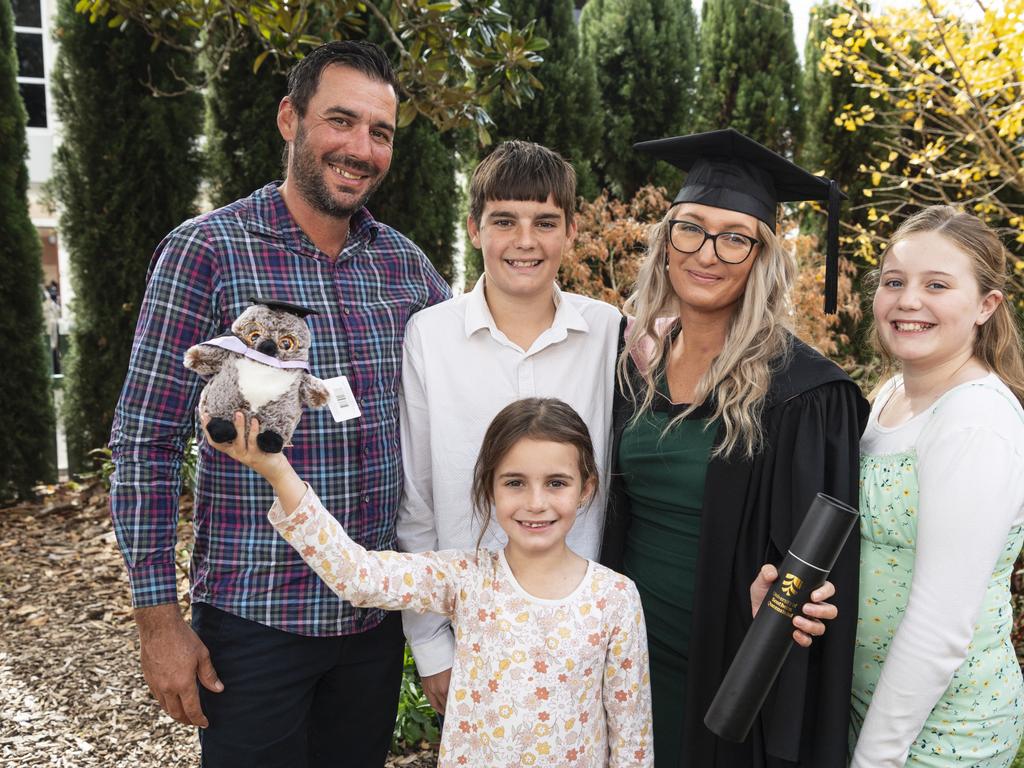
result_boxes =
[468,141,577,229]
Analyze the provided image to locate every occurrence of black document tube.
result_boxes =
[704,492,858,743]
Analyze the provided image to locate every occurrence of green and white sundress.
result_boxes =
[850,374,1024,767]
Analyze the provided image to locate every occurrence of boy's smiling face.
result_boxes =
[469,195,577,303]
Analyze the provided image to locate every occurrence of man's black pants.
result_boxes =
[193,604,405,768]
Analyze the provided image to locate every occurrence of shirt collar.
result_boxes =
[241,183,380,255]
[463,275,590,339]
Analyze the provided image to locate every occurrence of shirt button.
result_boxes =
[343,307,351,315]
[363,495,370,503]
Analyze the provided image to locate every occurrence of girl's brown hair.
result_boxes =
[869,205,1024,406]
[470,398,598,546]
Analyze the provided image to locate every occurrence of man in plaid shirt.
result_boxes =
[109,41,450,767]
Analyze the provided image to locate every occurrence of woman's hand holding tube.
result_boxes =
[749,564,837,648]
[201,411,307,514]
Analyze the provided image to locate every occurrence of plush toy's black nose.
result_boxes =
[257,338,278,357]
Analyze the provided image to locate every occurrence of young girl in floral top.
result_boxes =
[208,397,653,767]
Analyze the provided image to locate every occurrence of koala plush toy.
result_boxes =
[184,297,331,453]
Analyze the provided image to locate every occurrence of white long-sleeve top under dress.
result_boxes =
[850,374,1024,767]
[269,487,653,768]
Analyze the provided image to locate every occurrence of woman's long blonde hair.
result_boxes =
[869,205,1024,406]
[618,207,797,459]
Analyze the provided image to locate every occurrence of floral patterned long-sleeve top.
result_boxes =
[269,487,653,768]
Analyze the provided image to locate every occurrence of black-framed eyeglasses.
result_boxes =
[668,220,760,264]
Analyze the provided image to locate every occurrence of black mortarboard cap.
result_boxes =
[248,296,319,319]
[634,128,846,313]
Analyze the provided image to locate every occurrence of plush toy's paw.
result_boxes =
[257,430,284,453]
[184,345,226,377]
[206,417,237,444]
[301,376,331,408]
[183,345,216,370]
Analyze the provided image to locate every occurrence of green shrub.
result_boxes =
[392,645,441,752]
[370,117,459,283]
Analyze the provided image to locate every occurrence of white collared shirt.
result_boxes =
[396,276,621,675]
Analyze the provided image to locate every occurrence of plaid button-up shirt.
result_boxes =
[109,183,450,636]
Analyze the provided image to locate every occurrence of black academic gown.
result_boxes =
[601,318,869,768]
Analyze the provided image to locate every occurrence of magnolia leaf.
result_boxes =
[397,100,418,128]
[252,49,271,74]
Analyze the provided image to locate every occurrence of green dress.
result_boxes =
[852,381,1024,766]
[619,390,717,768]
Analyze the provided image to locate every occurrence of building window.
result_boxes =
[13,0,47,128]
[12,0,42,27]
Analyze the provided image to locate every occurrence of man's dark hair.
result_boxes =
[286,40,398,117]
[468,140,577,229]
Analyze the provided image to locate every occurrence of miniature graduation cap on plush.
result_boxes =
[634,128,846,313]
[248,295,319,319]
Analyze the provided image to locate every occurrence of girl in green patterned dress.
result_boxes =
[851,206,1024,766]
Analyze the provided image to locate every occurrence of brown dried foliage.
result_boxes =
[787,223,869,373]
[560,185,671,308]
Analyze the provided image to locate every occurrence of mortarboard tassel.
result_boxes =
[824,179,841,315]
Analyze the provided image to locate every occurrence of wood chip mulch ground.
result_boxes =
[0,481,436,767]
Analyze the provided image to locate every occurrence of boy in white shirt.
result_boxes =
[395,141,622,715]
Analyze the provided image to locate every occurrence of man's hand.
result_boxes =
[750,564,838,648]
[135,604,223,728]
[420,668,452,716]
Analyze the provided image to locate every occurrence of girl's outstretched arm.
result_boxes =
[269,485,463,616]
[603,579,654,768]
[204,411,463,616]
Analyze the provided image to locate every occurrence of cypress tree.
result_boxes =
[694,0,802,156]
[204,33,289,208]
[801,2,886,364]
[580,0,697,199]
[51,0,202,469]
[361,5,458,284]
[487,0,601,200]
[368,114,459,283]
[800,2,878,212]
[0,0,55,500]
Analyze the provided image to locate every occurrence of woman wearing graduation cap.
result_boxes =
[601,128,869,767]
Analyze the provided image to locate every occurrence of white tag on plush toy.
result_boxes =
[321,376,361,423]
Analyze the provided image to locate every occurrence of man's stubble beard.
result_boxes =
[289,122,388,220]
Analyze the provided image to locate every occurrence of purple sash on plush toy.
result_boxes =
[199,335,310,370]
